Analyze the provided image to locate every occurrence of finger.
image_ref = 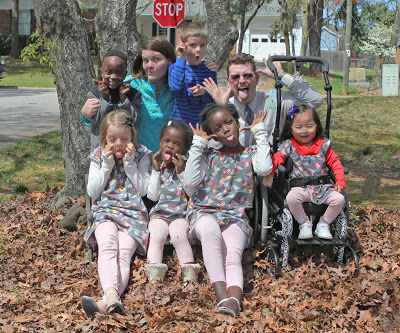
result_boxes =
[92,79,102,85]
[189,123,195,132]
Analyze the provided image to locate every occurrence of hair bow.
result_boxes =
[288,105,296,119]
[125,118,134,127]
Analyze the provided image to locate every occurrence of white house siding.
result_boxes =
[239,18,302,61]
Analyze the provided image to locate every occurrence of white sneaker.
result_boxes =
[314,222,333,240]
[298,222,313,239]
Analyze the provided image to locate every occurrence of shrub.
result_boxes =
[0,34,31,55]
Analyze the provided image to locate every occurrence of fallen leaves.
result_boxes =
[0,190,399,332]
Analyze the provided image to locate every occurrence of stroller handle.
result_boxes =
[267,55,329,73]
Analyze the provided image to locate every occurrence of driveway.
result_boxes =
[0,88,60,149]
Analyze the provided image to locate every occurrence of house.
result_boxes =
[0,0,305,61]
[320,26,340,52]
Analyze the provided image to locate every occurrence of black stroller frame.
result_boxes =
[253,55,359,278]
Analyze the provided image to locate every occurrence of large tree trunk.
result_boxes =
[10,0,19,58]
[95,0,141,74]
[308,0,323,72]
[33,0,94,208]
[203,0,239,69]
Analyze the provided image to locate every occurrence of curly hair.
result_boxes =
[159,119,193,151]
[99,110,137,149]
[200,103,239,135]
[281,105,324,141]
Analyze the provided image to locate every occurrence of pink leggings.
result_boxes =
[147,218,194,264]
[193,215,247,290]
[286,187,345,224]
[94,222,139,296]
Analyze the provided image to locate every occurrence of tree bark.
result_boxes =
[203,0,239,69]
[300,0,309,57]
[308,0,323,72]
[10,0,19,58]
[95,0,141,74]
[33,0,94,208]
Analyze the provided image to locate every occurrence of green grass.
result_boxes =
[0,131,64,201]
[0,57,56,88]
[320,96,400,208]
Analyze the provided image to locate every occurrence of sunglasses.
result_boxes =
[229,73,255,81]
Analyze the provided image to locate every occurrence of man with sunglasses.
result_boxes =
[203,53,323,146]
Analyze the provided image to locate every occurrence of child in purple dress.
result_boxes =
[145,119,200,283]
[184,103,272,317]
[81,110,151,317]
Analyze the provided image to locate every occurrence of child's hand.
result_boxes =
[204,61,218,72]
[335,185,345,195]
[173,153,185,174]
[119,82,131,103]
[81,98,100,119]
[189,84,205,96]
[93,78,110,101]
[240,110,267,132]
[176,42,187,59]
[203,77,231,106]
[102,142,115,159]
[262,174,274,187]
[125,142,136,157]
[189,123,217,141]
[152,150,161,171]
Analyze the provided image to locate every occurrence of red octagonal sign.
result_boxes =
[153,0,185,28]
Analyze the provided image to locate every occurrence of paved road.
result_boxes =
[0,88,60,149]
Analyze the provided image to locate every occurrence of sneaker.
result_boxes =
[314,222,333,240]
[298,222,313,240]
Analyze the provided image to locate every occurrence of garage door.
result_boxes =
[250,34,286,61]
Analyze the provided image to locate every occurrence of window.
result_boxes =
[271,38,277,43]
[158,27,167,37]
[261,38,268,42]
[280,38,285,43]
[252,38,259,42]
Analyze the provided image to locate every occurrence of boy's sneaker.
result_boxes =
[298,222,313,240]
[314,222,333,240]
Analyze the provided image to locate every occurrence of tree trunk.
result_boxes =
[10,0,19,58]
[203,0,239,69]
[300,0,309,57]
[238,11,246,53]
[33,0,94,208]
[95,0,141,73]
[308,0,323,72]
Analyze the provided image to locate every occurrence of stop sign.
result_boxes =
[153,0,185,28]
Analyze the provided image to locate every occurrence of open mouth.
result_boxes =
[238,87,249,100]
[164,150,173,161]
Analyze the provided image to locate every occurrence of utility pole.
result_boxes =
[343,0,352,95]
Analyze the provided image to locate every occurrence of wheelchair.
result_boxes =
[250,56,359,278]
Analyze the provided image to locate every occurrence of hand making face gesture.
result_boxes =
[119,81,131,103]
[93,78,110,102]
[189,123,217,141]
[189,84,205,97]
[152,150,162,172]
[102,142,115,160]
[172,153,185,174]
[125,141,136,158]
[240,109,267,133]
[202,77,231,106]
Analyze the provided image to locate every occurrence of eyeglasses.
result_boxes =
[292,124,317,132]
[229,73,255,81]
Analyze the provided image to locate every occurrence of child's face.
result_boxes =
[185,36,207,66]
[160,127,187,167]
[101,56,127,90]
[106,124,132,158]
[142,50,172,83]
[291,110,317,146]
[207,109,241,152]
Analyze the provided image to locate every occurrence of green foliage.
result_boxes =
[20,33,61,68]
[306,318,320,327]
[10,285,24,302]
[0,235,10,253]
[0,34,31,55]
[373,225,384,233]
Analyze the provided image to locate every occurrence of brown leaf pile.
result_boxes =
[0,188,399,332]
